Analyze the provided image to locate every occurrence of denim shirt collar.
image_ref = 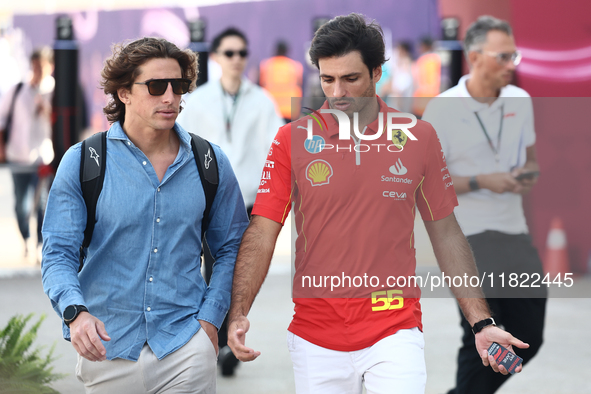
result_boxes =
[107,121,193,155]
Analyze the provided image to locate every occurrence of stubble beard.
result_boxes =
[327,81,376,120]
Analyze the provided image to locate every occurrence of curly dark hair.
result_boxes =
[309,13,386,78]
[100,37,198,124]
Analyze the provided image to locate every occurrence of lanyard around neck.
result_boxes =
[221,82,240,142]
[474,105,504,163]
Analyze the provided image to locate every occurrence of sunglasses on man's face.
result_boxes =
[221,49,248,59]
[134,78,191,96]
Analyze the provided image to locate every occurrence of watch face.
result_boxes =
[63,305,77,321]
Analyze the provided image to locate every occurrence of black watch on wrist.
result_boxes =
[469,175,480,191]
[63,305,88,327]
[472,317,496,334]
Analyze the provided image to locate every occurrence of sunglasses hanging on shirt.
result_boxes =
[134,78,191,96]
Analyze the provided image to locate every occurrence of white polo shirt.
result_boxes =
[422,75,535,236]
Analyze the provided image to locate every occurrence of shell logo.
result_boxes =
[306,160,333,186]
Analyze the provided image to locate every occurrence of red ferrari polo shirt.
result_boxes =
[253,97,457,351]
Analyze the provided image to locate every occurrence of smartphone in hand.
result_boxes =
[514,170,539,181]
[488,342,523,374]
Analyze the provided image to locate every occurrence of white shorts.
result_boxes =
[287,327,426,394]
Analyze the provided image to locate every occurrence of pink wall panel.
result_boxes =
[439,0,591,272]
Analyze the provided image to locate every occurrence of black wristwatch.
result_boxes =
[63,305,89,327]
[469,175,480,191]
[472,317,496,334]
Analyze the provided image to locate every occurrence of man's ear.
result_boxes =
[467,50,479,69]
[372,65,383,84]
[118,87,131,105]
[210,51,221,66]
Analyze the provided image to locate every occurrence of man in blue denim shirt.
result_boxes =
[41,38,249,393]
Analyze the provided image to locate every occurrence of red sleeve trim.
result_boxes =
[252,200,290,225]
[421,197,457,222]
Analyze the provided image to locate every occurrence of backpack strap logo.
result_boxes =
[89,147,100,167]
[204,148,212,170]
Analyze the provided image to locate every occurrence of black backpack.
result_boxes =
[78,131,218,271]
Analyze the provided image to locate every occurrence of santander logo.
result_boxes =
[389,158,407,176]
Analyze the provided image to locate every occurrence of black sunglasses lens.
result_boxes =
[171,80,190,94]
[144,79,189,95]
[147,80,168,95]
[223,50,248,58]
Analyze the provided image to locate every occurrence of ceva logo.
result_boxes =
[383,191,407,200]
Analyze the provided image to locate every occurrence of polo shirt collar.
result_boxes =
[457,74,507,112]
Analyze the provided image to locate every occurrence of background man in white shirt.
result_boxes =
[177,27,283,377]
[0,47,54,259]
[423,15,546,394]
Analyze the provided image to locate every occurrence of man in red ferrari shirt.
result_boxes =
[228,13,529,393]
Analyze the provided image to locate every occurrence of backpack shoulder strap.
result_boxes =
[189,133,219,239]
[2,82,24,144]
[14,82,23,96]
[79,131,107,271]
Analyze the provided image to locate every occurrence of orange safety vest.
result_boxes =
[413,52,441,116]
[260,56,303,119]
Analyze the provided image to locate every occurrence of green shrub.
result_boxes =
[0,314,65,393]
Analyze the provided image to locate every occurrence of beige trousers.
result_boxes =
[76,328,216,393]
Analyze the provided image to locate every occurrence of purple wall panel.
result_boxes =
[13,0,440,133]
